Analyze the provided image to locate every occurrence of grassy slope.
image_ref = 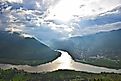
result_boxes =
[0,31,61,66]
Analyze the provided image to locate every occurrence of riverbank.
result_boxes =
[63,50,121,70]
[74,58,121,70]
[0,52,61,66]
[0,68,121,81]
[0,50,121,73]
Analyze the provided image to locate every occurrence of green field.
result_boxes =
[77,57,121,70]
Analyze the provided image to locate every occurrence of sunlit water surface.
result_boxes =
[0,50,121,73]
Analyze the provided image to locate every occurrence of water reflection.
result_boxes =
[54,50,73,69]
[0,50,121,73]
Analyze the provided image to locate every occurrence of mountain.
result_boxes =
[0,31,60,66]
[52,29,121,69]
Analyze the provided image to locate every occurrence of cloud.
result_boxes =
[0,0,121,42]
[0,0,23,3]
[71,22,121,37]
[77,0,121,17]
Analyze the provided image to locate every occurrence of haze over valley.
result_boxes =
[0,0,121,81]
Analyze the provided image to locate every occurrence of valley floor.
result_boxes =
[76,57,121,70]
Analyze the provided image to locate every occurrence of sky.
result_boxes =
[0,0,121,45]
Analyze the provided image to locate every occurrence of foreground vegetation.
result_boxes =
[0,68,121,81]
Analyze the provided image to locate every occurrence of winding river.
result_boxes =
[0,50,121,73]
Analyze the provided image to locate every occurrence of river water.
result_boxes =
[0,50,121,73]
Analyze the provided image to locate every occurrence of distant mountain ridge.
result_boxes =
[53,29,121,58]
[51,29,121,69]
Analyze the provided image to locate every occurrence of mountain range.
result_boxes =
[51,29,121,69]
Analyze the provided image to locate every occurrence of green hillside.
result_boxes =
[0,31,61,66]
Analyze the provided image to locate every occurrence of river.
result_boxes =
[0,50,121,73]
